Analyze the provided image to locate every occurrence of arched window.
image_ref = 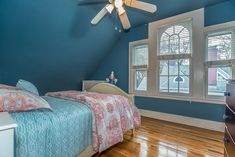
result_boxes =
[159,23,192,55]
[158,22,192,94]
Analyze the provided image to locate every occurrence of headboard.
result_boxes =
[82,80,105,91]
[87,83,135,104]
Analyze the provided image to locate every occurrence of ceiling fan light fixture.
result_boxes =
[109,0,114,3]
[114,0,123,8]
[90,0,157,30]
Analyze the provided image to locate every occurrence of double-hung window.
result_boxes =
[205,30,235,98]
[158,21,192,95]
[129,40,148,94]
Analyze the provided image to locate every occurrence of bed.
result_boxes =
[10,96,92,157]
[10,82,139,157]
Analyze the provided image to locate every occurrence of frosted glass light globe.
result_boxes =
[114,0,123,8]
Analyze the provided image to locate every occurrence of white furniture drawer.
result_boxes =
[0,112,17,157]
[0,129,14,157]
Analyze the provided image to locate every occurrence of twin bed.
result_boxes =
[9,83,140,157]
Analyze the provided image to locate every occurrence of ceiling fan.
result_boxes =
[86,0,157,30]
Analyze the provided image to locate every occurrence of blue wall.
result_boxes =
[91,0,235,122]
[90,24,148,91]
[1,0,234,121]
[205,0,235,26]
[0,0,120,94]
[136,97,225,122]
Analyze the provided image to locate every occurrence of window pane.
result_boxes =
[179,59,190,75]
[169,76,178,93]
[161,32,169,41]
[180,36,191,53]
[208,33,232,61]
[180,27,190,38]
[159,59,190,94]
[169,34,180,54]
[160,61,168,75]
[160,23,191,55]
[133,45,148,65]
[135,70,147,91]
[208,66,232,96]
[160,40,169,55]
[179,75,190,93]
[160,76,168,92]
[169,60,178,75]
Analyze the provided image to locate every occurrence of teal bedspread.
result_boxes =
[10,96,92,157]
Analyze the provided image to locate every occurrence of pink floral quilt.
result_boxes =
[46,91,141,152]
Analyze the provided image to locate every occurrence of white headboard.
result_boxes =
[82,80,105,91]
[83,81,135,104]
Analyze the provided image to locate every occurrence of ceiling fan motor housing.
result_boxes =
[91,0,157,30]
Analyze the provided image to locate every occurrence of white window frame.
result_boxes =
[129,39,149,95]
[204,21,235,101]
[157,20,193,97]
[148,8,205,100]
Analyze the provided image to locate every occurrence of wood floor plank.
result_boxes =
[95,117,224,157]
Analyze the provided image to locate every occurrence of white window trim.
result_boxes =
[148,8,205,100]
[204,21,235,101]
[204,21,235,33]
[129,39,149,95]
[133,94,225,105]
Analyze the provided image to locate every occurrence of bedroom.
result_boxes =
[0,0,235,157]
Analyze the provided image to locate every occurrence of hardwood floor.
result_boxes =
[95,117,224,157]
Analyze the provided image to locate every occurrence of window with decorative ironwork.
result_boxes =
[158,22,192,95]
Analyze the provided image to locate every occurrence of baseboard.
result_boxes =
[140,109,225,132]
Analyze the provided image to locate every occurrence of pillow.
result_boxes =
[16,79,39,96]
[0,84,18,90]
[0,89,52,112]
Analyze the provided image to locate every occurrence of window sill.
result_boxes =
[133,93,226,105]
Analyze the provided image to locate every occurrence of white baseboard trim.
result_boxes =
[140,109,225,132]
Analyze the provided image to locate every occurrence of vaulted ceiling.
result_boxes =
[0,0,231,93]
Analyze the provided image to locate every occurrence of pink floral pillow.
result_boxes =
[0,84,18,90]
[0,89,52,112]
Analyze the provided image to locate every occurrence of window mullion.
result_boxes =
[168,60,170,93]
[178,60,180,93]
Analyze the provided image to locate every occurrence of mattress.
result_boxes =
[10,96,92,157]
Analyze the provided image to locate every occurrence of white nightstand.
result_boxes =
[0,112,17,157]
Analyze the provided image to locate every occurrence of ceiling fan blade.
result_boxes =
[78,0,107,5]
[91,6,108,24]
[125,0,157,13]
[106,4,114,13]
[117,6,126,15]
[119,11,131,30]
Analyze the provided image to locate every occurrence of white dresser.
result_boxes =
[0,112,17,157]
